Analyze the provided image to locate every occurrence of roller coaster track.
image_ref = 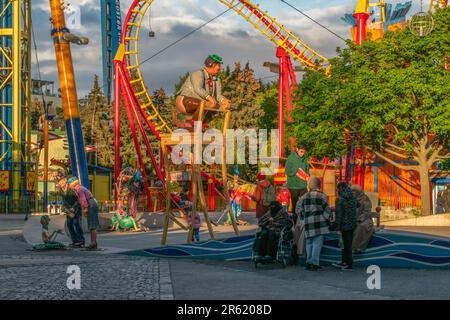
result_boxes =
[116,0,329,193]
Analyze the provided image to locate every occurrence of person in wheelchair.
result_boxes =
[175,54,231,124]
[254,201,293,262]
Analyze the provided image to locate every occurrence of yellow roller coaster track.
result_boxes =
[122,0,172,134]
[120,0,330,138]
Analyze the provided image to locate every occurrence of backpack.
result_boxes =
[262,185,277,207]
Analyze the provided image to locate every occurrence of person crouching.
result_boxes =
[68,177,100,250]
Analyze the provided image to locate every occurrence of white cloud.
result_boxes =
[30,0,418,97]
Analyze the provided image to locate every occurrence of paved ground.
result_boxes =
[1,214,450,300]
[0,215,172,300]
[170,259,450,300]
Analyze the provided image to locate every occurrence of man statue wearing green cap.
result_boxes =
[176,54,231,121]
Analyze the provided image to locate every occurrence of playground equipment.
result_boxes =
[113,0,331,243]
[32,215,65,250]
[110,210,140,232]
[159,101,236,244]
[122,230,450,269]
[49,0,89,189]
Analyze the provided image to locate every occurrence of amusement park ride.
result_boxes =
[0,0,447,224]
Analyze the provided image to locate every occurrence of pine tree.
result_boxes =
[220,63,265,180]
[152,87,173,128]
[222,62,264,129]
[80,75,114,167]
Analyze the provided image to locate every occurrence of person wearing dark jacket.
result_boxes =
[297,177,331,270]
[254,201,293,260]
[332,182,357,271]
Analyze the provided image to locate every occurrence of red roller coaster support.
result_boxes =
[354,12,369,45]
[277,48,286,159]
[346,2,369,186]
[114,60,121,201]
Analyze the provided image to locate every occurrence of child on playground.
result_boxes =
[188,211,201,242]
[40,215,62,243]
[277,183,291,215]
[226,177,246,226]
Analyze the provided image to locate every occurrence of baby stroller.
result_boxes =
[252,224,294,268]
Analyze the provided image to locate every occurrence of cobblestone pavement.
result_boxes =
[0,215,173,300]
[0,254,173,300]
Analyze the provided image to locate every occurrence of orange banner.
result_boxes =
[0,170,10,191]
[27,171,36,191]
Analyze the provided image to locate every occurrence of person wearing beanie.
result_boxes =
[332,182,358,271]
[285,142,310,224]
[295,176,331,271]
[57,176,85,247]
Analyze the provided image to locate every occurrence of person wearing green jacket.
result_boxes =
[285,142,310,223]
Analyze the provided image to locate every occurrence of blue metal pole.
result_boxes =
[100,0,121,104]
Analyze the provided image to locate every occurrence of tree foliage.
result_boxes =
[222,62,264,129]
[80,75,114,167]
[290,7,450,213]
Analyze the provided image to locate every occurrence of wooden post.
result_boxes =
[161,142,170,245]
[187,162,197,243]
[196,166,215,240]
[222,110,239,235]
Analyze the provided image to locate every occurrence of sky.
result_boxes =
[31,0,421,97]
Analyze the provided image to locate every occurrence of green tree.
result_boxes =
[152,87,172,125]
[222,62,264,129]
[257,81,278,131]
[80,75,114,167]
[292,7,450,214]
[220,63,265,180]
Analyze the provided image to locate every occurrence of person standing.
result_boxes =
[277,183,291,215]
[297,177,331,271]
[351,185,374,253]
[285,143,310,224]
[332,182,357,271]
[188,212,201,242]
[68,177,100,250]
[442,185,450,213]
[436,191,445,214]
[127,169,144,218]
[251,173,276,221]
